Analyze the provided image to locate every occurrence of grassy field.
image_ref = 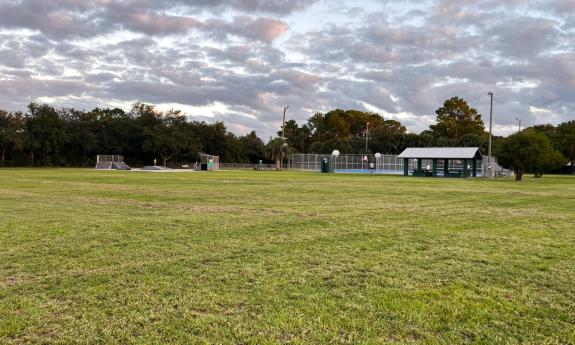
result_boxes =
[0,169,574,344]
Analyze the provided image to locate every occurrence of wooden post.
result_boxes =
[417,159,422,171]
[444,159,449,176]
[463,159,468,178]
[432,159,438,177]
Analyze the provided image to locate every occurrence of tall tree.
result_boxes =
[369,119,407,154]
[307,112,327,143]
[0,110,26,166]
[62,108,102,167]
[555,121,575,168]
[530,124,557,139]
[133,104,199,166]
[429,97,485,141]
[266,137,286,169]
[26,103,68,166]
[278,120,311,153]
[240,131,266,163]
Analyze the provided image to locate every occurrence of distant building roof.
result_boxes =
[397,147,482,160]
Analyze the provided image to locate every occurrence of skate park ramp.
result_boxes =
[95,155,131,170]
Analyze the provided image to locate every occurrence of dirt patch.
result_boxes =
[183,205,318,217]
[0,189,39,198]
[0,275,31,288]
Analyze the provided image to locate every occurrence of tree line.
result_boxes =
[1,97,574,180]
[0,103,267,167]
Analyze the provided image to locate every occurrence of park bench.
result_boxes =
[412,169,433,177]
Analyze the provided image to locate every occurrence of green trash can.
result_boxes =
[321,157,333,174]
[321,157,329,174]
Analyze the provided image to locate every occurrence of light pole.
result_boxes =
[365,122,370,153]
[487,92,494,179]
[515,117,522,132]
[332,150,340,173]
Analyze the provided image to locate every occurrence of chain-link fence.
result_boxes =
[291,154,408,174]
[291,153,512,177]
[481,156,512,177]
[219,163,279,170]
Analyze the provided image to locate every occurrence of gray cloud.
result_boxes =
[0,0,573,137]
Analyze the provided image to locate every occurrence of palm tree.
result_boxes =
[266,138,286,170]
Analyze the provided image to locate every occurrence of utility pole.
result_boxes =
[282,106,289,140]
[515,117,522,132]
[488,92,494,179]
[280,106,289,170]
[365,122,370,153]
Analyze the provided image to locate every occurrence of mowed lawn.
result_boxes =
[1,169,574,344]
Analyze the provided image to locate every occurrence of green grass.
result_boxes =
[1,169,574,344]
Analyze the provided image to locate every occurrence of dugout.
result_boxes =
[398,147,482,178]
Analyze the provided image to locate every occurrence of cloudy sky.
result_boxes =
[0,0,573,138]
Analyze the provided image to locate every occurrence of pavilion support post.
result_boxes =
[463,159,468,178]
[432,159,438,177]
[417,158,422,171]
[444,159,449,176]
[472,158,477,177]
[403,158,409,176]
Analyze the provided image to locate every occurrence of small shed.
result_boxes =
[198,152,220,171]
[397,147,482,178]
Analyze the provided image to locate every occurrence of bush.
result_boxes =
[496,129,565,181]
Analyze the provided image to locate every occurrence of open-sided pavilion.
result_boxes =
[397,147,482,178]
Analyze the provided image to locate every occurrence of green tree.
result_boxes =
[278,120,311,153]
[430,97,485,141]
[26,103,68,166]
[139,108,198,166]
[555,121,575,168]
[305,109,396,154]
[369,119,407,154]
[0,110,26,166]
[266,138,286,169]
[61,108,102,167]
[457,133,485,148]
[530,124,557,139]
[496,129,565,181]
[240,131,266,163]
[532,150,565,178]
[309,137,353,154]
[307,112,328,143]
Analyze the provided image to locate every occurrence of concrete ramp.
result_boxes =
[95,162,113,170]
[142,166,172,171]
[112,162,131,170]
[95,155,131,170]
